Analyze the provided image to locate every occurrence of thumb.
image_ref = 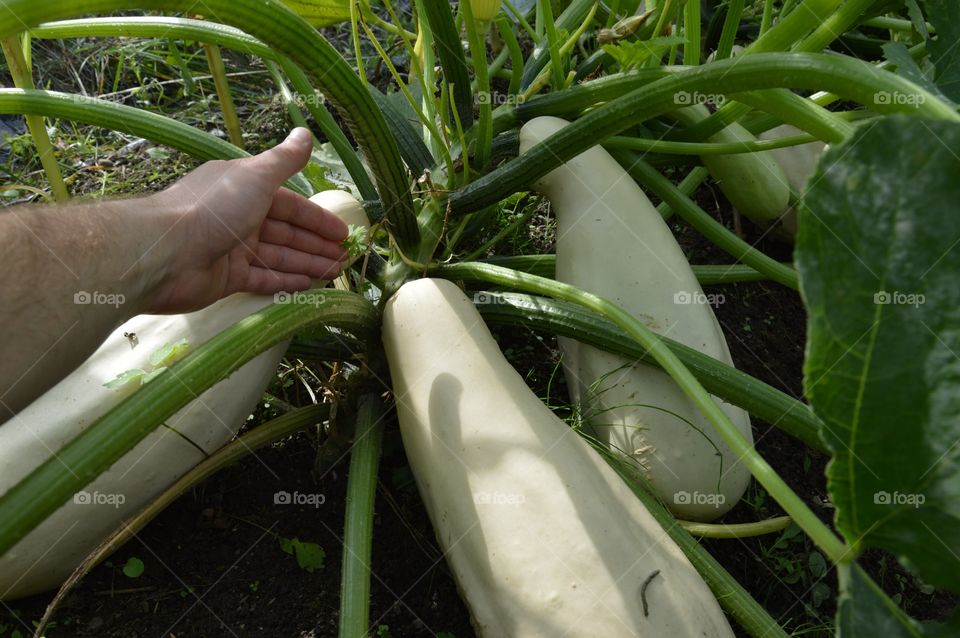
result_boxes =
[251,127,314,188]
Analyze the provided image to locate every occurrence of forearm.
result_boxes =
[0,196,171,420]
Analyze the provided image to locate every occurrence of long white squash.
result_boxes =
[0,189,368,600]
[520,116,752,521]
[383,278,735,637]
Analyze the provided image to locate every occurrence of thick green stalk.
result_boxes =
[795,0,878,53]
[32,403,331,638]
[339,393,386,638]
[439,262,849,564]
[683,0,701,65]
[420,0,474,128]
[605,129,817,155]
[469,290,826,451]
[203,43,244,148]
[0,88,311,196]
[745,0,841,54]
[681,516,792,539]
[1,36,68,201]
[0,290,378,556]
[732,88,853,143]
[537,0,566,90]
[450,52,959,214]
[277,58,378,200]
[657,166,708,220]
[614,151,800,289]
[481,254,783,285]
[759,0,774,35]
[519,0,594,88]
[1,0,419,252]
[714,0,744,60]
[462,0,493,169]
[496,14,524,97]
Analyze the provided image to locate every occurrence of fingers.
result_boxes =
[240,268,314,296]
[268,188,350,241]
[248,128,315,191]
[253,243,345,280]
[260,219,348,261]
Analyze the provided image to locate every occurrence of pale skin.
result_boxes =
[0,128,349,421]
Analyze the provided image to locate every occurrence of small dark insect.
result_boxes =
[640,569,662,617]
[123,331,139,349]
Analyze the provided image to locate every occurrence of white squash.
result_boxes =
[520,116,752,521]
[757,124,827,239]
[0,189,368,600]
[383,278,735,637]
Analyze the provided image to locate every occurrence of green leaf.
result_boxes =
[103,369,146,389]
[279,0,351,27]
[882,42,945,102]
[342,224,369,258]
[122,557,145,578]
[149,338,190,368]
[837,563,960,637]
[922,0,960,101]
[278,537,325,573]
[602,36,685,71]
[797,117,960,592]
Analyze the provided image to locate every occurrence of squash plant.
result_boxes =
[1,0,959,635]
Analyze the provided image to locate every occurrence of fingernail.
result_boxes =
[287,127,312,145]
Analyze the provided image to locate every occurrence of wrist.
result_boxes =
[130,191,193,313]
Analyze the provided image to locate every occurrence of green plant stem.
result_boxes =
[413,1,444,162]
[1,36,68,201]
[438,262,850,564]
[278,59,379,201]
[759,0,775,35]
[680,516,793,539]
[470,290,826,451]
[615,151,800,289]
[503,0,538,41]
[339,393,386,638]
[795,0,877,53]
[715,0,743,60]
[421,0,474,129]
[463,0,493,169]
[32,403,331,638]
[538,0,567,90]
[481,254,782,285]
[656,166,708,220]
[202,43,244,148]
[450,52,959,214]
[0,290,378,557]
[863,16,933,32]
[683,0,701,65]
[265,60,312,131]
[746,0,841,54]
[0,88,312,195]
[605,130,816,155]
[496,14,524,97]
[462,204,535,262]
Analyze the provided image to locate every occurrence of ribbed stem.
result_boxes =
[338,393,386,638]
[203,43,244,148]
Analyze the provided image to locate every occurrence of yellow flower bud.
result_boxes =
[471,0,503,22]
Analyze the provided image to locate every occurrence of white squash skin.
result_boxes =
[520,116,752,521]
[757,124,827,238]
[383,278,735,638]
[0,190,368,600]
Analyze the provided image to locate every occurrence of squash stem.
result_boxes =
[438,262,851,565]
[338,393,386,638]
[1,35,69,201]
[203,43,244,149]
[462,0,493,169]
[680,515,793,538]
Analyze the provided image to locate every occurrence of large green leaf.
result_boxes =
[837,564,960,637]
[280,0,351,26]
[797,117,960,592]
[923,0,960,101]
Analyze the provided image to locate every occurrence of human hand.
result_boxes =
[145,128,349,313]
